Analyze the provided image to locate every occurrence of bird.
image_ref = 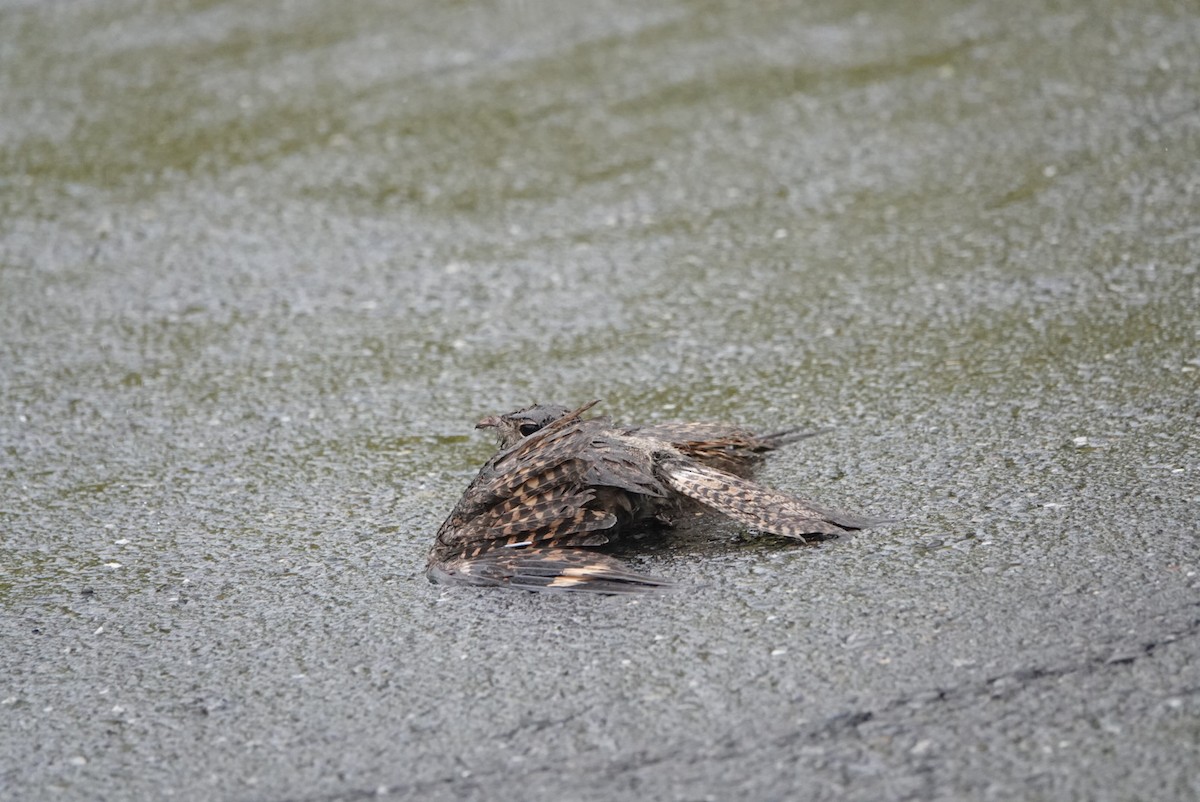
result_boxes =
[426,401,889,594]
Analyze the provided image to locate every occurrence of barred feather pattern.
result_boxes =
[429,547,672,594]
[656,458,888,540]
[429,403,670,562]
[427,401,889,593]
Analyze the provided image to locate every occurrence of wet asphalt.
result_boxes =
[2,1,1198,800]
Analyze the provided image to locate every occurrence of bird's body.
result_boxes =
[427,401,887,593]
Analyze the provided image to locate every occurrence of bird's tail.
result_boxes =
[657,457,893,540]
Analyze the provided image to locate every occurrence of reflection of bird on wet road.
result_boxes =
[427,401,890,593]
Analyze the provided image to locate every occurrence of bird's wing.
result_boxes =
[657,457,892,539]
[428,547,673,594]
[432,404,643,556]
[482,400,602,496]
[434,460,614,556]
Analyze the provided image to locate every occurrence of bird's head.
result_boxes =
[476,403,574,448]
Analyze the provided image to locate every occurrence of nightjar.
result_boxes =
[427,401,888,593]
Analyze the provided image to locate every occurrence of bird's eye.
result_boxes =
[518,422,541,437]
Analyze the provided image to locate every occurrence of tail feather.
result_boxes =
[428,547,673,594]
[658,457,892,540]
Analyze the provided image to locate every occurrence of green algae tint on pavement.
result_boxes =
[2,1,1198,800]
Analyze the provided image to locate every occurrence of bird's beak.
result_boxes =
[476,415,501,429]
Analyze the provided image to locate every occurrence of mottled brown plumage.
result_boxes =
[427,401,889,593]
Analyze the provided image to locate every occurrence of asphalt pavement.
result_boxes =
[2,1,1197,800]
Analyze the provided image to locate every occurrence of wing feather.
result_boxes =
[658,457,892,539]
[429,547,672,594]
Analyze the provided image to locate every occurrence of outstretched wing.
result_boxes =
[432,409,616,554]
[429,402,670,585]
[428,547,672,594]
[657,457,891,540]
